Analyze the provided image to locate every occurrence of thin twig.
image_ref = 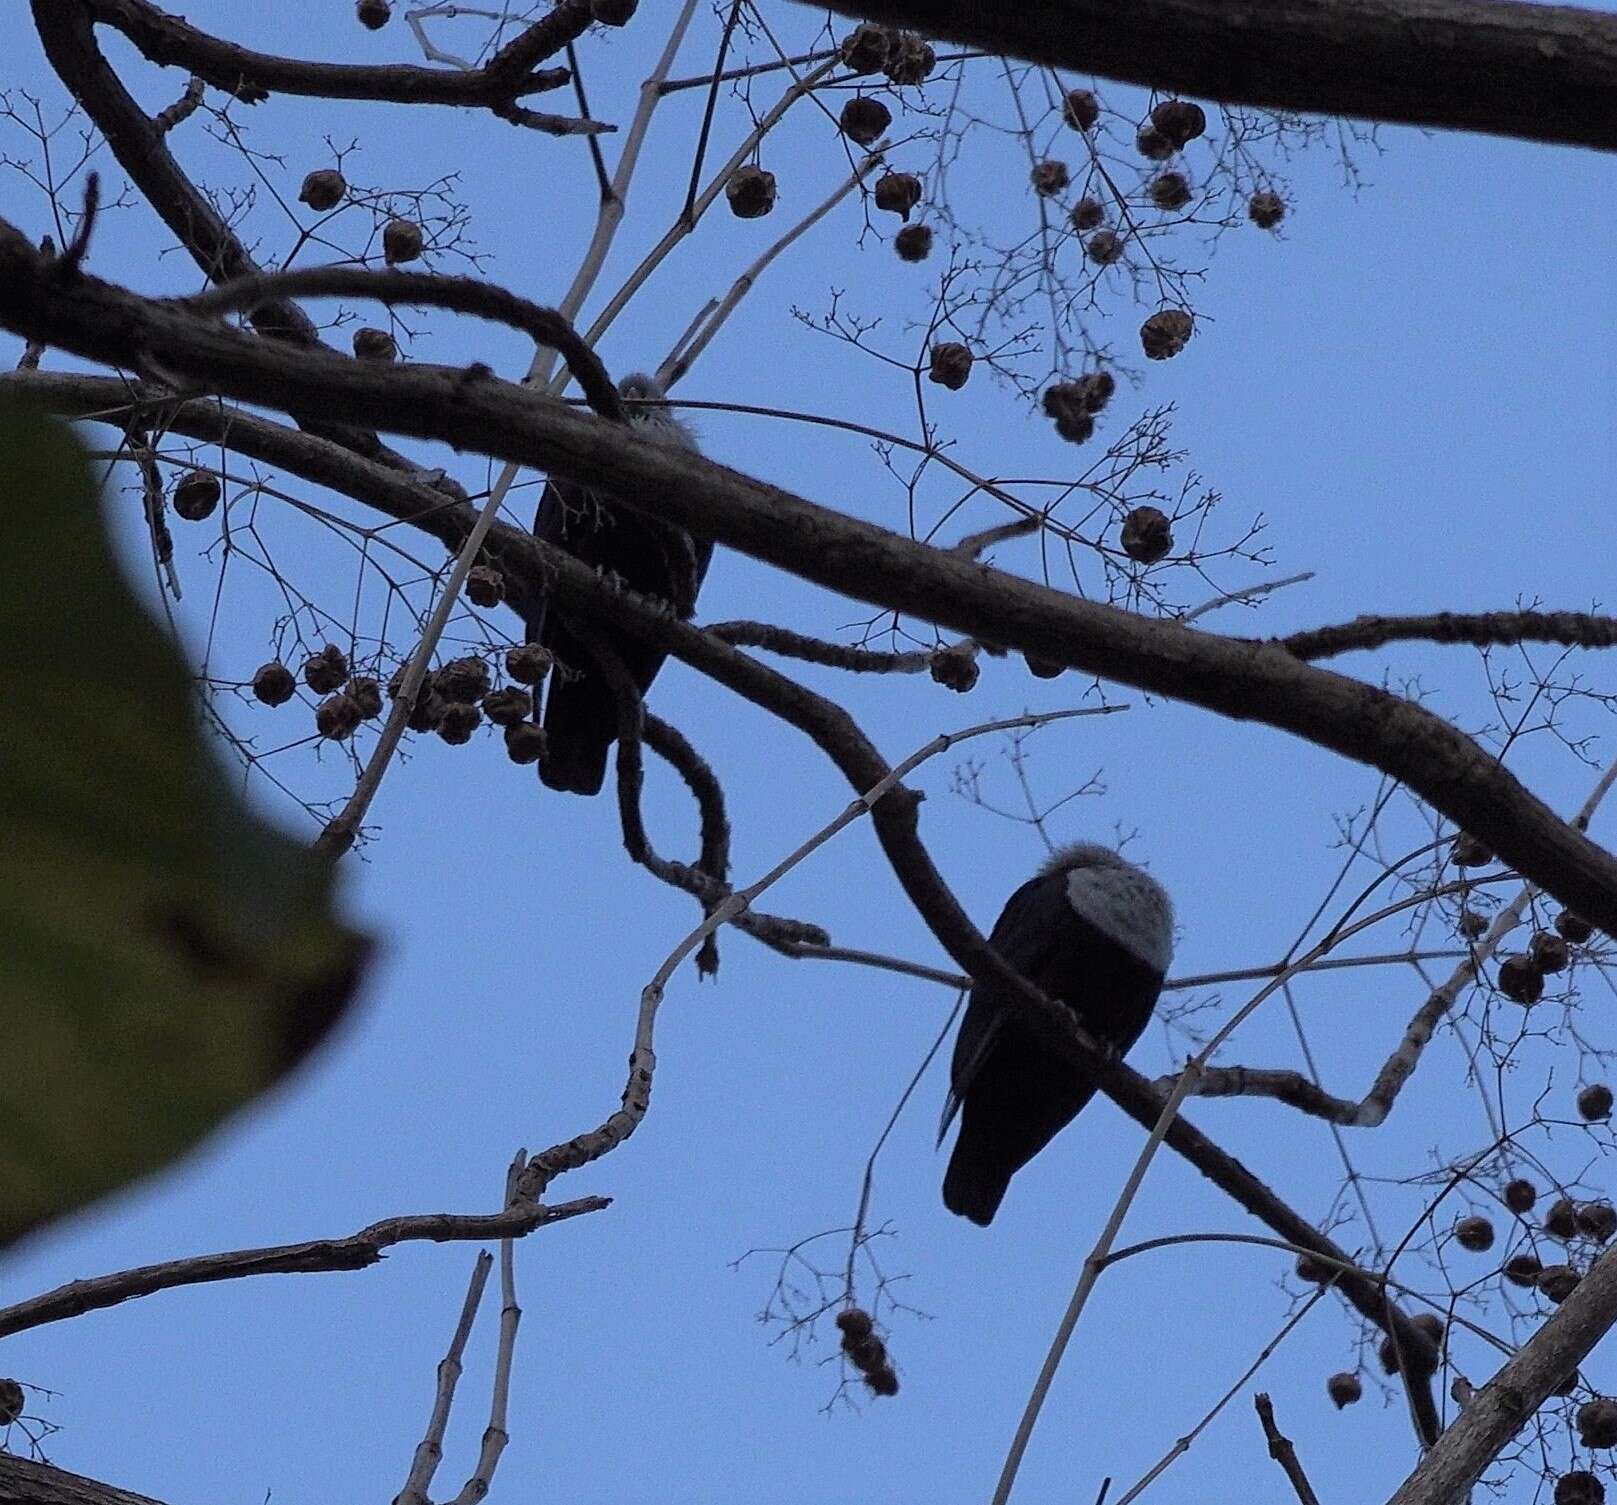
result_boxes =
[513,707,1119,1200]
[0,1199,607,1340]
[396,1251,493,1505]
[1253,1393,1322,1505]
[1110,1293,1327,1505]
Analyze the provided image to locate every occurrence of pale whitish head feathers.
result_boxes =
[1040,841,1175,976]
[618,372,699,453]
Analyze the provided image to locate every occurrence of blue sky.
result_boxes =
[3,4,1616,1503]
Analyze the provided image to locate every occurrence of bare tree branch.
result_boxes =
[1385,1243,1617,1505]
[0,1199,608,1341]
[82,0,584,113]
[4,242,1614,939]
[1254,1393,1323,1505]
[803,0,1617,154]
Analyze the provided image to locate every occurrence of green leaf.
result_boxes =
[0,399,370,1248]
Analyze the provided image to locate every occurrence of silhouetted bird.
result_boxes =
[529,373,709,795]
[941,843,1174,1226]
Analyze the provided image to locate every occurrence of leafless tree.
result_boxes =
[3,4,1617,1504]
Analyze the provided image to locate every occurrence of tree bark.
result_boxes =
[804,0,1617,154]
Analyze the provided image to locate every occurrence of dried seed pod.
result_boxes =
[1454,1216,1495,1252]
[1024,653,1064,679]
[406,689,446,733]
[504,721,546,764]
[299,169,346,212]
[1326,1372,1361,1409]
[927,342,973,390]
[894,223,933,262]
[1502,1252,1542,1287]
[437,700,482,745]
[315,693,362,741]
[883,33,935,85]
[1150,98,1207,148]
[504,643,553,685]
[1457,907,1488,939]
[844,1334,886,1371]
[874,171,922,220]
[1041,383,1096,444]
[1135,123,1174,160]
[466,565,505,608]
[434,656,491,703]
[1073,369,1115,413]
[1451,832,1493,867]
[839,96,892,148]
[726,165,777,219]
[1061,89,1099,131]
[1557,910,1595,944]
[347,676,383,719]
[173,470,221,521]
[1531,930,1571,974]
[1248,189,1286,229]
[839,23,894,74]
[482,686,533,727]
[252,661,297,707]
[1496,954,1544,1005]
[1140,308,1193,360]
[303,645,349,694]
[1557,1470,1607,1505]
[0,1379,23,1426]
[1084,229,1124,266]
[1545,1198,1580,1240]
[929,643,979,692]
[1030,159,1070,197]
[1504,1178,1537,1214]
[834,1308,874,1341]
[865,1366,899,1397]
[382,217,424,265]
[352,327,396,361]
[1580,1398,1617,1449]
[1147,171,1192,211]
[1577,1202,1617,1242]
[590,0,638,24]
[1120,506,1173,565]
[1070,196,1105,231]
[1579,1083,1615,1122]
[356,0,391,27]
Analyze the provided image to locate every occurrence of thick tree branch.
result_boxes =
[4,243,1614,944]
[29,4,455,485]
[0,1454,167,1505]
[1386,1243,1617,1505]
[803,0,1617,154]
[1282,609,1617,661]
[5,368,1441,1436]
[81,0,582,116]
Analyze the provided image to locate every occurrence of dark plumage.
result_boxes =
[529,373,709,795]
[941,843,1174,1226]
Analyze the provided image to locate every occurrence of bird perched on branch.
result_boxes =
[941,842,1174,1226]
[529,372,710,796]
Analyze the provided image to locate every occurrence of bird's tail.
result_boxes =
[942,1132,1011,1227]
[539,674,614,796]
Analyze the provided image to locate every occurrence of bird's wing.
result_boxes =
[937,871,1069,1143]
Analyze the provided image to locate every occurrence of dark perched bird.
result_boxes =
[941,842,1174,1226]
[529,373,709,795]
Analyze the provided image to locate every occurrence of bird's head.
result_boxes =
[1041,841,1175,975]
[617,371,699,452]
